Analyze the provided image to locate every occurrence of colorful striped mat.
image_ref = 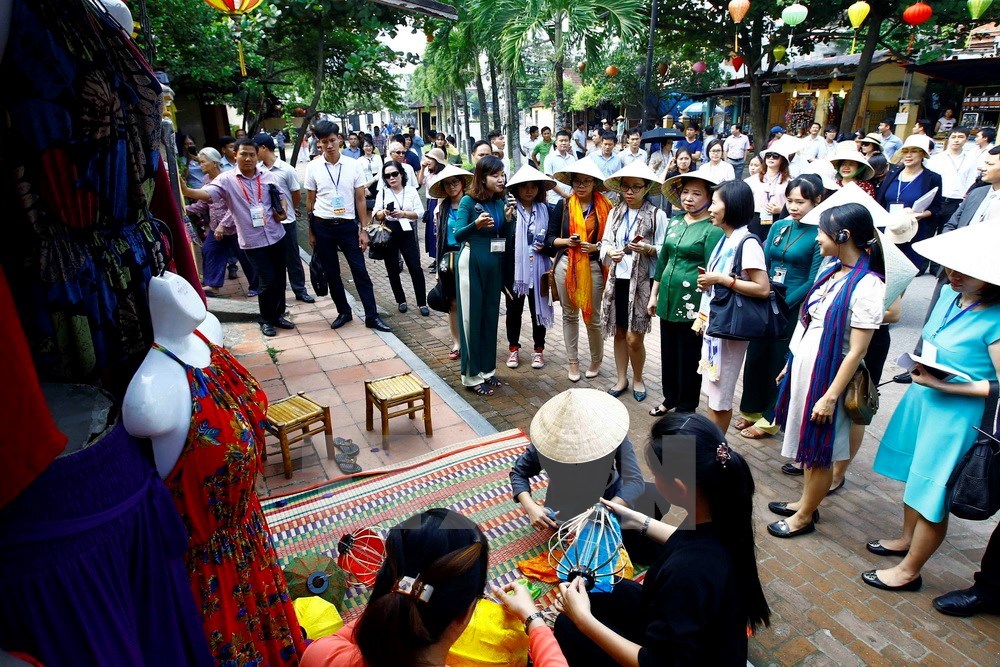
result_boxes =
[262,429,553,621]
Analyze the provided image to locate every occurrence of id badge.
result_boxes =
[889,203,905,216]
[250,205,265,228]
[490,238,506,253]
[331,194,347,215]
[760,212,773,224]
[400,219,413,232]
[772,267,787,285]
[922,341,938,364]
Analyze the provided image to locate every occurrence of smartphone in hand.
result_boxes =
[697,266,706,275]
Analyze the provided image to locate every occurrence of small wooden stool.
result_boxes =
[264,392,335,479]
[364,372,433,439]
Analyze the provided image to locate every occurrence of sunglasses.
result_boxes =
[384,171,400,178]
[765,153,781,159]
[391,150,405,154]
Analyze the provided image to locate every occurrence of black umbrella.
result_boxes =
[639,127,685,144]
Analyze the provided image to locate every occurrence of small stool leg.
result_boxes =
[365,384,374,432]
[381,402,389,439]
[323,406,336,460]
[279,430,293,479]
[408,399,415,419]
[423,387,433,436]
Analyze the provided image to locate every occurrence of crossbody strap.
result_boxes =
[981,380,1000,436]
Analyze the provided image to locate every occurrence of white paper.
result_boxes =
[400,219,412,232]
[911,188,938,214]
[896,351,972,382]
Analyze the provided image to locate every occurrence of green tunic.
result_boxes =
[763,217,822,315]
[454,194,506,386]
[653,214,724,323]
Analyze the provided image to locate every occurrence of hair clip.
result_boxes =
[393,575,434,603]
[716,442,731,467]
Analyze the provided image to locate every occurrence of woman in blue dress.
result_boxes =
[865,222,1000,592]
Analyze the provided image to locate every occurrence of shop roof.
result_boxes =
[908,57,1000,86]
[371,0,457,19]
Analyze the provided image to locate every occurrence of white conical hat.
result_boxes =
[529,388,630,464]
[829,148,875,181]
[760,135,805,162]
[427,165,473,199]
[506,163,557,192]
[803,159,841,192]
[552,157,608,192]
[890,134,933,164]
[661,168,722,208]
[603,160,665,193]
[875,229,918,308]
[913,223,1000,286]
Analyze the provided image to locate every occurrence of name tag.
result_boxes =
[331,194,347,215]
[772,267,787,285]
[889,203,905,216]
[400,219,412,232]
[760,212,773,224]
[490,238,506,253]
[922,341,938,364]
[250,205,265,228]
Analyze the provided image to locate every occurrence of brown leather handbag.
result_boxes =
[540,270,559,303]
[844,361,879,425]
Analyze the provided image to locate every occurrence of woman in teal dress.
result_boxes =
[735,175,825,439]
[865,223,1000,592]
[454,156,509,396]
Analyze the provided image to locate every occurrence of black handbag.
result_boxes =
[437,250,457,277]
[948,381,1000,521]
[366,223,392,261]
[309,254,328,297]
[426,283,449,312]
[705,234,790,341]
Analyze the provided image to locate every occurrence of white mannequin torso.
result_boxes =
[122,272,221,478]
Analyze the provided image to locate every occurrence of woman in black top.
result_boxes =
[553,413,770,666]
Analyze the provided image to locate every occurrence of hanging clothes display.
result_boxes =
[153,330,305,665]
[0,0,199,397]
[0,419,213,666]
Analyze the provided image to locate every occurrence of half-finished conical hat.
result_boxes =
[913,222,1000,286]
[529,388,630,464]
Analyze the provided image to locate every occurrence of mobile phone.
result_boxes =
[697,266,706,274]
[631,235,644,244]
[507,193,516,206]
[570,234,580,242]
[386,202,395,212]
[473,203,485,214]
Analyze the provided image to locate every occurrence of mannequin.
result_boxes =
[122,271,219,477]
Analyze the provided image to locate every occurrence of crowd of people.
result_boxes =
[177,115,1000,665]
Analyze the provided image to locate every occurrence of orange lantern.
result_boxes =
[657,63,668,76]
[728,0,750,50]
[578,61,587,73]
[901,2,932,52]
[606,65,619,76]
[203,0,264,76]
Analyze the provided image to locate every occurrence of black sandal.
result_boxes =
[484,375,501,388]
[649,404,670,417]
[333,436,360,456]
[468,384,494,396]
[334,452,362,475]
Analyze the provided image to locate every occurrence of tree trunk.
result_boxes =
[742,17,767,155]
[839,6,885,136]
[451,94,461,150]
[506,73,522,170]
[474,57,490,138]
[461,87,472,155]
[289,20,326,166]
[488,54,502,133]
[553,16,565,131]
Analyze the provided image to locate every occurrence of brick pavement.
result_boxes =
[328,245,1000,666]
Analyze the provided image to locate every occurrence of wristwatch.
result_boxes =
[523,610,545,632]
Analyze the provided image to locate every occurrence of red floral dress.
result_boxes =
[153,331,305,666]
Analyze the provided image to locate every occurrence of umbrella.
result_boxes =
[283,553,349,610]
[548,504,626,592]
[337,527,387,588]
[639,127,685,145]
[682,102,704,115]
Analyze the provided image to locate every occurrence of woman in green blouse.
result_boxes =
[647,171,724,417]
[735,175,825,438]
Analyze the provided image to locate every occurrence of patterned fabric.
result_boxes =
[565,193,612,322]
[153,331,305,665]
[599,202,659,337]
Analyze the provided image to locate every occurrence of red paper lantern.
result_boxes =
[657,63,668,76]
[337,528,386,588]
[692,61,708,74]
[606,65,619,76]
[578,61,587,73]
[732,56,745,72]
[902,1,933,24]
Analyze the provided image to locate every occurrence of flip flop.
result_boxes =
[740,426,773,440]
[333,437,360,456]
[334,452,362,475]
[733,417,754,431]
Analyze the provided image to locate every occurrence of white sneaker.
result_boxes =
[506,350,520,368]
[531,352,545,369]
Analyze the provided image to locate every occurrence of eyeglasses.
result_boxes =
[384,171,400,178]
[442,178,461,187]
[621,184,646,193]
[571,179,596,187]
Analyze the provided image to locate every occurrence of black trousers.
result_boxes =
[243,241,287,325]
[311,217,378,320]
[659,319,702,412]
[382,219,426,307]
[280,222,308,296]
[864,325,891,384]
[506,289,546,351]
[740,335,792,417]
[975,522,1000,601]
[554,580,645,667]
[937,198,961,235]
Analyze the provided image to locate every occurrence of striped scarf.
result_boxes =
[774,253,872,469]
[566,192,612,322]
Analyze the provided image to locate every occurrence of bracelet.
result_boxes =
[639,516,652,537]
[524,610,545,632]
[730,275,737,289]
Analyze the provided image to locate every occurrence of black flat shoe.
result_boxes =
[331,314,353,329]
[861,570,922,592]
[781,462,804,476]
[827,478,846,495]
[767,519,815,538]
[275,317,296,330]
[767,502,820,523]
[228,265,239,279]
[260,322,277,337]
[296,293,316,303]
[419,306,430,316]
[366,317,391,332]
[933,587,1000,617]
[398,303,408,313]
[865,540,909,557]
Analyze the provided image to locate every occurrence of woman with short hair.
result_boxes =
[372,160,427,315]
[699,140,736,183]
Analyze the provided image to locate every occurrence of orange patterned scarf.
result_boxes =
[565,192,612,321]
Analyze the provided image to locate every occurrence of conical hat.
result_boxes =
[661,168,722,208]
[802,159,841,191]
[875,228,918,308]
[552,157,608,192]
[829,148,874,181]
[760,135,805,162]
[529,388,629,464]
[890,134,933,164]
[603,160,665,193]
[428,164,474,199]
[913,223,1000,286]
[506,163,557,192]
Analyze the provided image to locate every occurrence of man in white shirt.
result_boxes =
[572,120,588,159]
[488,131,511,176]
[943,146,1000,232]
[543,130,578,204]
[619,128,648,167]
[798,123,822,161]
[304,120,389,332]
[928,127,979,242]
[253,133,313,303]
[521,126,540,166]
[722,124,752,178]
[877,121,903,160]
[974,127,997,171]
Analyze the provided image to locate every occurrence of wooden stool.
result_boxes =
[364,372,433,439]
[264,392,335,479]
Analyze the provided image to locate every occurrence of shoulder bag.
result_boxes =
[844,360,878,425]
[948,380,1000,521]
[309,253,328,297]
[705,234,789,341]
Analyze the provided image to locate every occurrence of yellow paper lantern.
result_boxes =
[447,599,529,667]
[847,1,871,53]
[203,0,264,76]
